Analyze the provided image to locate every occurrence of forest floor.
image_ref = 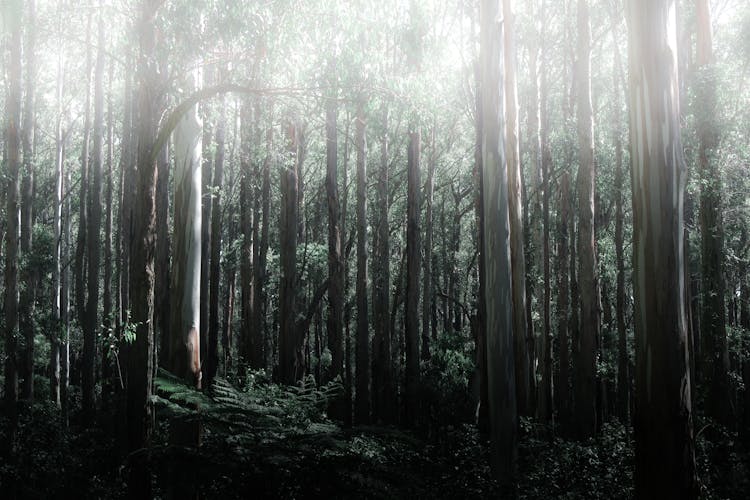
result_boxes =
[1,374,749,499]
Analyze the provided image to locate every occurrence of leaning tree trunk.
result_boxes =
[480,0,518,487]
[574,0,599,440]
[628,0,697,496]
[168,71,203,389]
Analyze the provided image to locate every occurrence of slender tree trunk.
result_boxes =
[612,11,629,423]
[405,127,421,427]
[696,0,731,426]
[574,0,598,439]
[207,92,225,386]
[51,42,65,407]
[83,4,105,422]
[3,0,23,454]
[279,121,300,384]
[355,100,370,423]
[372,105,393,423]
[102,55,116,409]
[422,128,436,361]
[628,0,696,495]
[20,0,37,403]
[556,173,571,428]
[62,169,71,426]
[480,0,517,486]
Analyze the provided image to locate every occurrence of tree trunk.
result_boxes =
[279,121,301,384]
[169,71,203,389]
[422,128,436,361]
[20,0,37,403]
[556,172,571,428]
[83,5,105,422]
[574,0,598,439]
[372,104,393,423]
[326,64,345,398]
[405,127,421,428]
[355,99,370,423]
[3,0,23,453]
[207,92,225,386]
[51,42,65,407]
[628,0,696,496]
[480,0,518,486]
[696,0,731,426]
[502,0,530,418]
[127,2,160,496]
[612,10,629,424]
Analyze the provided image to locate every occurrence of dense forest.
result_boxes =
[1,0,749,498]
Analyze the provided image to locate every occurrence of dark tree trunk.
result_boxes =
[355,100,370,423]
[405,128,421,428]
[422,128,436,361]
[556,172,571,428]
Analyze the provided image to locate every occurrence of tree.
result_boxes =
[168,70,203,389]
[480,0,517,486]
[126,1,161,494]
[695,0,731,426]
[503,0,531,418]
[405,126,421,427]
[355,99,370,423]
[627,0,696,496]
[279,121,301,384]
[4,0,23,454]
[574,0,598,439]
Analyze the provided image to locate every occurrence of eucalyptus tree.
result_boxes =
[627,0,696,495]
[480,0,517,486]
[4,0,23,454]
[355,99,370,423]
[574,0,598,439]
[168,70,204,389]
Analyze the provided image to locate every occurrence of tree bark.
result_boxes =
[207,92,226,386]
[628,0,696,496]
[480,0,518,486]
[169,70,203,389]
[279,121,301,384]
[83,4,105,422]
[3,0,23,454]
[405,127,421,427]
[355,99,370,423]
[574,0,598,439]
[20,0,37,403]
[556,172,571,428]
[422,128,436,361]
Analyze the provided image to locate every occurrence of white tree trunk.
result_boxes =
[170,71,203,388]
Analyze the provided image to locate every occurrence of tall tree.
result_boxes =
[574,0,598,439]
[19,0,37,402]
[279,121,301,384]
[502,0,530,417]
[480,0,517,486]
[627,0,696,496]
[555,172,571,426]
[695,0,731,426]
[127,1,161,494]
[168,71,203,389]
[82,2,106,421]
[405,126,421,427]
[4,0,23,453]
[422,127,436,361]
[355,100,370,423]
[372,104,393,423]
